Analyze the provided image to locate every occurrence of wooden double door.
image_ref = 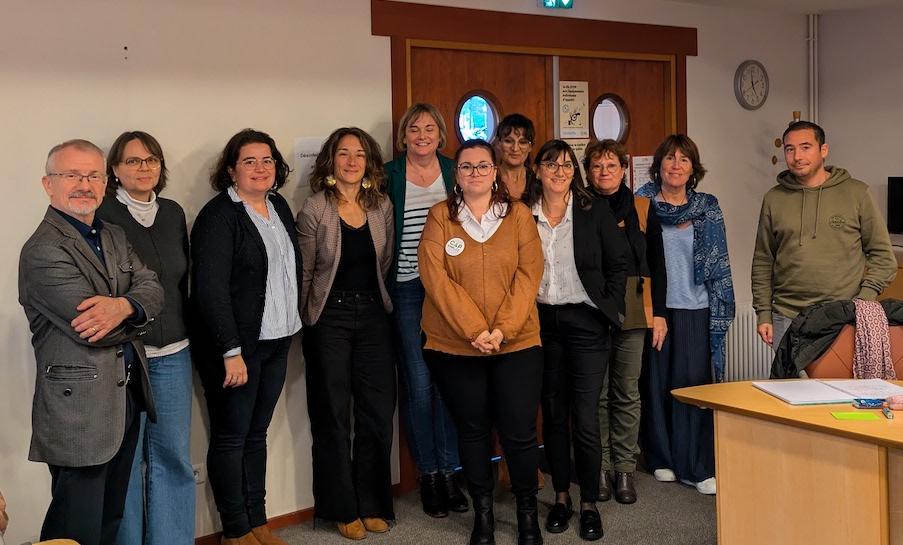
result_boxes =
[374,0,695,495]
[408,43,677,159]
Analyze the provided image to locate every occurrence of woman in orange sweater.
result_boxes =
[419,139,544,545]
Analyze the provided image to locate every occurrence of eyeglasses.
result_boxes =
[122,156,162,170]
[500,137,533,149]
[456,162,495,177]
[238,158,277,170]
[541,161,575,173]
[590,163,623,174]
[47,172,107,184]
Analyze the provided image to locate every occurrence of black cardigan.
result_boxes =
[189,191,302,361]
[96,196,190,348]
[536,197,629,329]
[597,187,668,318]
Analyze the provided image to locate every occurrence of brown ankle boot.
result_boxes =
[362,517,390,533]
[220,531,263,545]
[337,519,367,540]
[251,524,290,545]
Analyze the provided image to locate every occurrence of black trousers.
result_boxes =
[640,308,715,483]
[201,336,291,537]
[42,383,141,545]
[303,292,396,523]
[426,346,543,498]
[538,303,610,503]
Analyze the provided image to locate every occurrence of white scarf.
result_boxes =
[116,186,159,227]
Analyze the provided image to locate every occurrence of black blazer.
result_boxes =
[571,197,629,328]
[190,191,302,363]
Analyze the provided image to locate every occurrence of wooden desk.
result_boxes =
[673,381,902,545]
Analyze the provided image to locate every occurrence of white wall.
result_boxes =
[0,1,806,543]
[819,7,903,215]
[0,1,395,543]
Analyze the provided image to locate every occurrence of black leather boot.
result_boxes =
[420,472,449,518]
[599,470,614,502]
[469,494,495,545]
[515,494,543,545]
[614,471,637,504]
[441,471,470,512]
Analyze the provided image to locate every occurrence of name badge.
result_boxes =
[445,237,465,256]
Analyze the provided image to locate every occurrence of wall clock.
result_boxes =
[734,60,769,110]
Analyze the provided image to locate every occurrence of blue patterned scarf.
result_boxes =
[636,182,736,382]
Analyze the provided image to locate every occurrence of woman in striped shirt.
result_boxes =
[384,103,468,518]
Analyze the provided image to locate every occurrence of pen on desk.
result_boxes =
[883,407,894,420]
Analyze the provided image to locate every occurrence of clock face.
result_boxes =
[734,60,769,110]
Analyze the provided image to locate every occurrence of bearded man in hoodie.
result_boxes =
[751,121,896,350]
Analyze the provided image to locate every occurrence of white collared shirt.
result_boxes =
[458,201,509,242]
[533,196,594,307]
[227,186,302,343]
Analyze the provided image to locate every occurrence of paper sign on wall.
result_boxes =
[294,137,326,186]
[559,81,589,138]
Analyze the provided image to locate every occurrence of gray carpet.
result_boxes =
[276,471,716,544]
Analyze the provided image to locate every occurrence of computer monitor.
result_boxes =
[888,177,903,234]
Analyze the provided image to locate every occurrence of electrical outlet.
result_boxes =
[193,463,207,485]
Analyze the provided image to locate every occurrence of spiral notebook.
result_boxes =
[753,379,903,405]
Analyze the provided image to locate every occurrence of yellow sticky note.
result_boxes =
[832,411,880,421]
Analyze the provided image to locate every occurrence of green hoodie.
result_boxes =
[751,166,896,324]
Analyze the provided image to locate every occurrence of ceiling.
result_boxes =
[671,0,903,14]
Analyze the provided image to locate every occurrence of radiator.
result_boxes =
[724,304,773,381]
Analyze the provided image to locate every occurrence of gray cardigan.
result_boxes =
[296,190,394,326]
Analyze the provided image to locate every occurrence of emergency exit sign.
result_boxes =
[541,0,573,8]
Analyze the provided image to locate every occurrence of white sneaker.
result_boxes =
[695,477,716,495]
[653,468,676,482]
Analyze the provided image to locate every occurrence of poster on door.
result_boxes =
[631,155,654,191]
[564,138,590,180]
[559,81,589,138]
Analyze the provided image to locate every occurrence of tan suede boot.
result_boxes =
[336,518,367,540]
[251,524,290,545]
[362,517,390,533]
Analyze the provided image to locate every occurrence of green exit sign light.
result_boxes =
[541,0,573,8]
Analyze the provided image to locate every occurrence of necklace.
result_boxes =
[407,156,437,186]
[658,190,687,206]
[542,202,566,224]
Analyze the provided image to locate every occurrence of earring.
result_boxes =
[325,175,337,187]
[361,178,372,190]
[492,181,499,193]
[454,184,462,195]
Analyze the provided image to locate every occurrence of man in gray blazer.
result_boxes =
[19,139,163,545]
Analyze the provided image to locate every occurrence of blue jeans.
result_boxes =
[392,277,460,474]
[116,345,195,545]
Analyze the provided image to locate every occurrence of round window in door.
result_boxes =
[591,94,629,143]
[456,92,499,142]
